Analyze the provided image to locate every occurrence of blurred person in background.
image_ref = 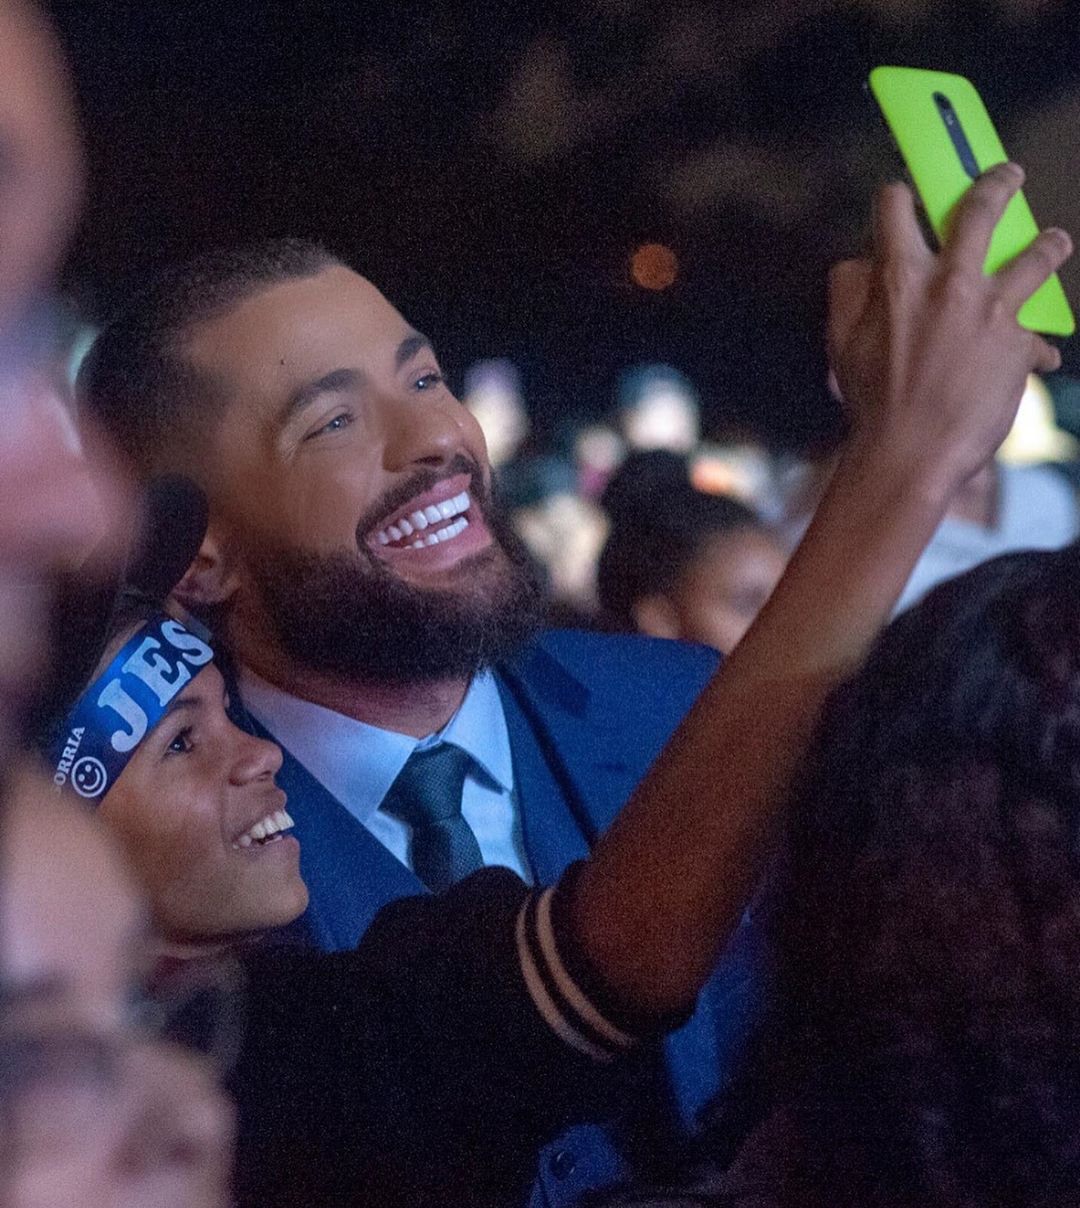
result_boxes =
[598,450,787,654]
[501,454,609,622]
[780,372,1080,614]
[617,365,700,455]
[575,422,626,501]
[894,373,1080,611]
[463,358,530,470]
[595,541,1080,1208]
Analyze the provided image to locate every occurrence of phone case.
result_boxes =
[869,65,1074,336]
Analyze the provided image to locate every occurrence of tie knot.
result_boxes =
[383,743,473,828]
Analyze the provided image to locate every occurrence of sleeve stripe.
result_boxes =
[526,892,636,1055]
[534,886,637,1051]
[515,901,615,1062]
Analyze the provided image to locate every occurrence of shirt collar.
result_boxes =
[429,670,513,793]
[236,667,513,823]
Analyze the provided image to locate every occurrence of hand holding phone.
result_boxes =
[869,65,1074,336]
[829,165,1070,492]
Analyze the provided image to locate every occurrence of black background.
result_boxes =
[44,0,1080,449]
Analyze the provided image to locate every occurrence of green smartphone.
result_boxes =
[869,65,1074,336]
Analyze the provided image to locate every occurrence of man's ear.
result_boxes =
[173,528,242,609]
[631,594,680,641]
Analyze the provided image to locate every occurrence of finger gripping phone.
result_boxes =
[869,65,1075,337]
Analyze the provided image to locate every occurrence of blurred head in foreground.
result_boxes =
[770,542,1080,1207]
[0,8,232,1203]
[0,0,118,759]
[0,0,81,330]
[0,771,233,1208]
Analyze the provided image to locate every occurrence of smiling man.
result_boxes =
[173,262,543,701]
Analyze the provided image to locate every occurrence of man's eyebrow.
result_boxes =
[280,332,435,426]
[395,331,434,372]
[280,366,364,427]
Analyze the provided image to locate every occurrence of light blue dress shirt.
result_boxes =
[238,668,533,884]
[894,462,1080,613]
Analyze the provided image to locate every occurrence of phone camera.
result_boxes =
[933,91,980,179]
[934,92,957,126]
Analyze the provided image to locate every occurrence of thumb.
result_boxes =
[827,258,872,362]
[1030,334,1063,375]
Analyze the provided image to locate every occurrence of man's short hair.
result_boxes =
[77,238,341,481]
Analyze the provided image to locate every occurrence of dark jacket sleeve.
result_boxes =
[231,866,681,1208]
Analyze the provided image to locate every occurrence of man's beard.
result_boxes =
[248,471,545,685]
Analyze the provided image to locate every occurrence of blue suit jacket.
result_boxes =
[250,630,763,1206]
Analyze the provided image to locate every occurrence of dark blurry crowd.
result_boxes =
[477,360,1080,647]
[5,4,1080,1208]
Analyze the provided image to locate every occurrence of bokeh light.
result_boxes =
[464,358,530,468]
[999,373,1080,465]
[630,242,679,291]
[618,364,699,453]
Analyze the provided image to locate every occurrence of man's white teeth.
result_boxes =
[376,491,471,548]
[409,516,469,549]
[234,809,295,849]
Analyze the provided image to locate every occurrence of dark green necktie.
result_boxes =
[382,743,484,893]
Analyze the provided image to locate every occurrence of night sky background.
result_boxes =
[41,0,1080,450]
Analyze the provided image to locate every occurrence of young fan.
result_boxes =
[47,605,307,946]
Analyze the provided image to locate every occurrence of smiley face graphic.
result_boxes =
[71,757,108,799]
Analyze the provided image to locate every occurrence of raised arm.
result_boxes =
[569,164,1072,1015]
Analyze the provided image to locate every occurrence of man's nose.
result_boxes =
[376,388,465,473]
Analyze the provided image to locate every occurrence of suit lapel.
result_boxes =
[496,641,644,882]
[250,718,427,952]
